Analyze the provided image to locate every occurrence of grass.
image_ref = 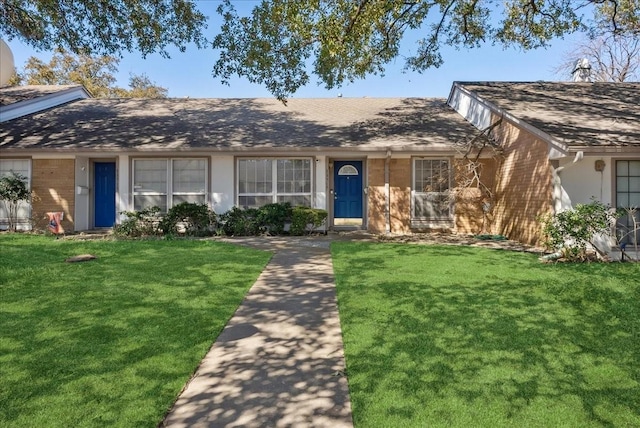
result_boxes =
[332,242,640,428]
[0,234,270,427]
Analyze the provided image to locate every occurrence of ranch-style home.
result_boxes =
[1,81,639,252]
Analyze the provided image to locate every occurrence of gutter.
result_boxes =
[0,86,91,123]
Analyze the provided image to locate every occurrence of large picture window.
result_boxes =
[412,158,452,223]
[0,159,31,227]
[133,158,207,212]
[238,158,312,208]
[616,160,640,245]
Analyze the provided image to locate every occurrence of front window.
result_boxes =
[0,159,31,228]
[412,158,452,222]
[616,160,640,245]
[238,158,312,208]
[133,158,207,212]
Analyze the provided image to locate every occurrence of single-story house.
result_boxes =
[1,81,639,251]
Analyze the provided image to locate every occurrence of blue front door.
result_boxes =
[334,161,363,219]
[94,162,116,227]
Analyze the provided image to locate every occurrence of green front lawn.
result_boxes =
[0,235,270,427]
[332,242,640,427]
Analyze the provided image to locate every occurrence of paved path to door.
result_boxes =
[162,237,353,428]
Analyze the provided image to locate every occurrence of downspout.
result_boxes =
[552,150,583,214]
[543,150,585,261]
[385,149,391,235]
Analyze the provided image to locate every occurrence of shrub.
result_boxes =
[540,200,619,261]
[290,207,327,236]
[0,171,31,232]
[257,202,292,235]
[113,206,163,237]
[160,202,216,236]
[218,206,261,236]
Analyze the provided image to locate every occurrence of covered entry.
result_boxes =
[94,162,116,227]
[333,160,364,227]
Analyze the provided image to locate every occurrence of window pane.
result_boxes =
[173,159,206,193]
[617,193,629,208]
[617,177,629,192]
[618,161,629,176]
[134,160,167,193]
[134,195,167,212]
[0,160,31,223]
[239,160,272,194]
[173,195,206,205]
[238,195,273,209]
[413,159,451,220]
[0,159,29,178]
[277,159,310,193]
[630,161,640,176]
[277,195,311,207]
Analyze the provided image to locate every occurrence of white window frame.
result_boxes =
[237,157,313,208]
[0,159,32,229]
[132,158,208,212]
[411,157,454,227]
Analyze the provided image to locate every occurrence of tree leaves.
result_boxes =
[15,49,168,98]
[212,0,622,100]
[0,0,207,57]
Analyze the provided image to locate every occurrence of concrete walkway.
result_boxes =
[162,237,353,428]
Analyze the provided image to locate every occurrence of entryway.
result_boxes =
[333,160,364,227]
[94,162,116,228]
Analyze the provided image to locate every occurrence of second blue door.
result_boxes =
[334,161,363,219]
[94,162,116,228]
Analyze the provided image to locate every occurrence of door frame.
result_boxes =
[91,159,117,229]
[329,158,367,229]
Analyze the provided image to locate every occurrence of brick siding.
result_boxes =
[489,118,553,246]
[367,159,386,233]
[31,159,75,232]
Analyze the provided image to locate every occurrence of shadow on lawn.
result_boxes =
[0,238,270,427]
[332,242,640,427]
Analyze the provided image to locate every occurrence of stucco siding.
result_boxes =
[31,159,75,232]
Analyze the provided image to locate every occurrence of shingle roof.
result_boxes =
[456,81,640,147]
[0,97,484,152]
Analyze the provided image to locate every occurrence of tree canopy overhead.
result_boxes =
[2,1,638,101]
[0,0,207,57]
[212,0,640,100]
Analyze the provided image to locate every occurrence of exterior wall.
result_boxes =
[490,117,554,246]
[454,158,497,235]
[31,159,75,232]
[74,156,90,230]
[367,158,386,233]
[389,158,411,233]
[558,156,612,208]
[314,156,327,211]
[211,155,235,214]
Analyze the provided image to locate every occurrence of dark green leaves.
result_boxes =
[0,0,207,57]
[212,0,619,100]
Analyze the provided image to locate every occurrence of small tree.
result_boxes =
[0,172,31,232]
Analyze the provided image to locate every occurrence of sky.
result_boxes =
[3,0,587,100]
